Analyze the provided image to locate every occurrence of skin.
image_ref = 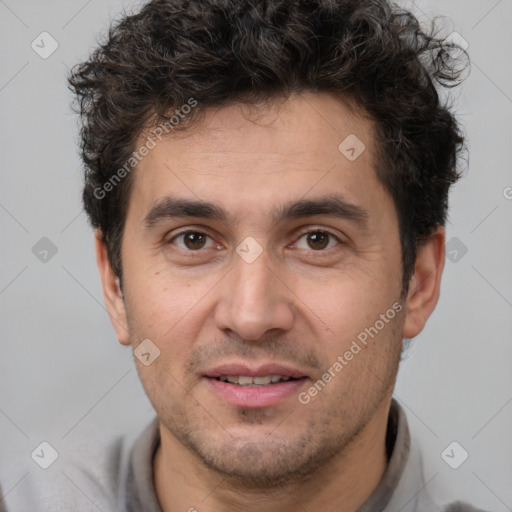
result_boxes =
[96,91,445,512]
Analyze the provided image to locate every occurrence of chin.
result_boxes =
[185,432,345,489]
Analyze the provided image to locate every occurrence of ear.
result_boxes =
[403,226,445,339]
[95,231,131,346]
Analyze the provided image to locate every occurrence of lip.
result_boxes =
[204,376,308,408]
[202,362,309,408]
[203,363,307,379]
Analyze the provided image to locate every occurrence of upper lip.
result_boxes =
[203,362,308,379]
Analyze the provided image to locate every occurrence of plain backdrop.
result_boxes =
[0,0,511,510]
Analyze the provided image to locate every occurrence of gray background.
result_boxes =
[0,0,511,510]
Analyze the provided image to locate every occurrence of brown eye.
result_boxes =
[171,231,213,251]
[184,232,207,250]
[307,232,329,250]
[295,230,340,251]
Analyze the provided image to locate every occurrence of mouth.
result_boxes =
[203,363,309,408]
[214,375,301,387]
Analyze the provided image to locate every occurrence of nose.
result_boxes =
[213,247,295,341]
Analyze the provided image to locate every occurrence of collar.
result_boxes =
[358,397,437,511]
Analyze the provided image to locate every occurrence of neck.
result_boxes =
[154,397,392,512]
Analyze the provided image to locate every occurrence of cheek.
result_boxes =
[123,264,216,354]
[294,267,399,350]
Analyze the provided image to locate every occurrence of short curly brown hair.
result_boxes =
[68,0,468,294]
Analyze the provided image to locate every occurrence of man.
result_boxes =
[3,0,487,511]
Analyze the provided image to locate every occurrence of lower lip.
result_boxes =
[204,377,307,408]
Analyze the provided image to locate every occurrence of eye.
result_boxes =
[294,230,341,251]
[169,231,216,251]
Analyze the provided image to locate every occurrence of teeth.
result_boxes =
[253,376,272,385]
[272,375,292,382]
[217,375,293,386]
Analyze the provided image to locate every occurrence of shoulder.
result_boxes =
[382,400,491,512]
[2,423,146,512]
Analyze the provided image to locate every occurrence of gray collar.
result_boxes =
[358,398,437,511]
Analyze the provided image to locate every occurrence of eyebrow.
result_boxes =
[143,193,369,229]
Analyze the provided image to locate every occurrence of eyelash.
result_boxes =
[166,228,343,256]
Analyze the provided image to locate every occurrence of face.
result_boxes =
[98,91,443,487]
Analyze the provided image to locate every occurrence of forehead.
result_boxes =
[127,91,392,228]
[154,92,374,167]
